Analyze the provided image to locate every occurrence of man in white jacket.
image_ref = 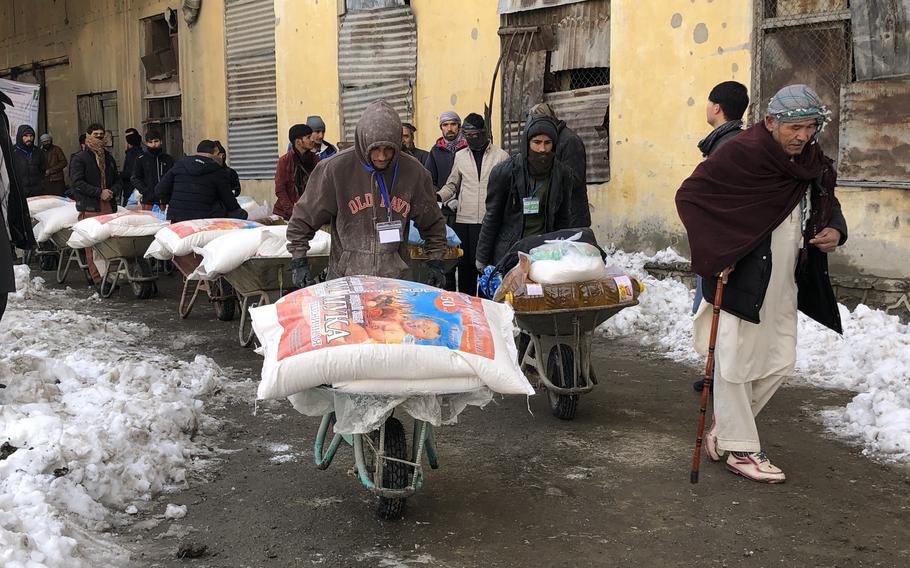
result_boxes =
[436,113,508,296]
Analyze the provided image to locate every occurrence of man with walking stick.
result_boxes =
[676,85,847,484]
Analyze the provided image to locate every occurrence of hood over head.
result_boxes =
[16,124,36,147]
[354,100,402,170]
[522,115,559,178]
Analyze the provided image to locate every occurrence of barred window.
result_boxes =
[753,0,910,185]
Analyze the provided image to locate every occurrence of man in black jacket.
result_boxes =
[155,140,247,223]
[10,124,47,198]
[120,129,143,205]
[1,89,36,320]
[528,103,589,227]
[475,115,573,271]
[131,130,174,210]
[71,123,121,287]
[677,84,847,484]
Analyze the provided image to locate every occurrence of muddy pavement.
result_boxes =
[54,271,910,567]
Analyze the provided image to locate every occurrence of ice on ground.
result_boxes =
[164,504,187,520]
[12,264,45,300]
[1,274,224,567]
[600,247,910,464]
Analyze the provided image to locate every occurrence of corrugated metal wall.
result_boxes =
[338,5,417,142]
[225,0,278,179]
[544,85,610,182]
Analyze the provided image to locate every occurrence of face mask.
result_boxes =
[527,150,555,177]
[465,130,488,151]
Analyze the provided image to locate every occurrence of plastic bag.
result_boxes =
[251,276,533,400]
[407,222,462,247]
[528,234,606,284]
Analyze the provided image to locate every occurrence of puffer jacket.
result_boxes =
[155,153,244,223]
[70,149,121,213]
[475,115,574,267]
[437,143,509,224]
[11,125,47,197]
[131,150,175,204]
[286,100,446,280]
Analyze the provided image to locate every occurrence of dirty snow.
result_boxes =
[1,267,224,567]
[600,247,910,464]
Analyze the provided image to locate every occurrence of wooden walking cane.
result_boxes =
[690,267,731,484]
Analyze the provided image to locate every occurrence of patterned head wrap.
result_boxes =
[767,84,831,128]
[438,111,461,126]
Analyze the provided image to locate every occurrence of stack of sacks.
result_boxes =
[145,218,263,260]
[494,235,644,311]
[33,202,80,242]
[66,210,170,248]
[190,226,331,280]
[237,196,271,222]
[26,195,73,216]
[252,276,534,398]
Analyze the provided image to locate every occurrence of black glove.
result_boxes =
[290,257,314,288]
[424,259,447,288]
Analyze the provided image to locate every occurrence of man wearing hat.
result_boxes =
[436,113,508,295]
[425,111,467,191]
[677,84,848,483]
[476,114,573,271]
[401,122,429,165]
[274,123,318,220]
[120,129,144,205]
[39,134,67,196]
[306,115,338,160]
[131,130,175,210]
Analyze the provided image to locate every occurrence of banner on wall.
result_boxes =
[0,77,41,138]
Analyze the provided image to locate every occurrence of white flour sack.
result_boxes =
[255,225,331,258]
[528,236,606,285]
[237,196,271,221]
[191,227,269,279]
[252,276,533,399]
[146,218,263,259]
[26,195,73,215]
[33,202,79,242]
[67,210,169,248]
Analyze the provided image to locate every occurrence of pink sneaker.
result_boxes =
[705,421,723,462]
[726,451,786,484]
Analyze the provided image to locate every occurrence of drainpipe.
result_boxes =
[183,0,202,27]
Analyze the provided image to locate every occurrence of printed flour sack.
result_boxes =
[147,218,263,259]
[27,195,73,215]
[67,210,169,248]
[252,276,534,399]
[33,203,79,242]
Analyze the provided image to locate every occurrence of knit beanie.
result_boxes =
[462,113,485,131]
[526,116,558,143]
[126,132,143,147]
[306,115,327,131]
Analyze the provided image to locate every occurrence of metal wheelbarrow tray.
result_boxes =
[92,234,159,299]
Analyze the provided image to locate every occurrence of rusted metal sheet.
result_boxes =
[549,2,610,71]
[345,0,404,11]
[760,23,849,160]
[225,0,278,179]
[338,6,416,86]
[851,0,910,81]
[338,5,416,143]
[837,78,910,183]
[498,0,589,15]
[770,0,847,18]
[544,85,610,182]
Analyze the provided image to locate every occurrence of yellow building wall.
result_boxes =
[601,0,754,252]
[410,0,502,151]
[0,0,227,164]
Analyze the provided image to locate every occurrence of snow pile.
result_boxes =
[599,247,910,463]
[0,297,224,566]
[11,264,45,300]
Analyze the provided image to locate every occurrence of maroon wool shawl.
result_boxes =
[676,123,834,277]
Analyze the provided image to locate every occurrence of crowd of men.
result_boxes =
[1,81,850,488]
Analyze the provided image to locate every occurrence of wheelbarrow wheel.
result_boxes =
[547,344,578,421]
[370,417,408,520]
[130,259,156,300]
[39,252,58,271]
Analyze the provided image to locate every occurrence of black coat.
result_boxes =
[70,149,121,213]
[120,146,143,202]
[698,120,743,158]
[425,140,462,189]
[131,150,175,202]
[702,190,848,333]
[155,154,245,223]
[11,125,47,197]
[1,99,37,293]
[555,122,590,227]
[475,154,574,267]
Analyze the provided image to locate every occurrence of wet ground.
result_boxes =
[45,269,910,567]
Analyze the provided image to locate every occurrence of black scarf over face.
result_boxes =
[293,149,318,192]
[527,150,555,178]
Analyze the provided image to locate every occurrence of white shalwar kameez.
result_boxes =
[694,201,805,453]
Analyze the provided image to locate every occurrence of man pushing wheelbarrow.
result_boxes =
[677,84,848,484]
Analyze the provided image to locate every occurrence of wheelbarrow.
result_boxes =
[514,301,637,420]
[43,227,94,286]
[92,234,159,299]
[221,254,330,347]
[407,245,461,283]
[171,253,237,321]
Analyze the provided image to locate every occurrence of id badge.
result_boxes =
[377,220,403,244]
[523,198,540,215]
